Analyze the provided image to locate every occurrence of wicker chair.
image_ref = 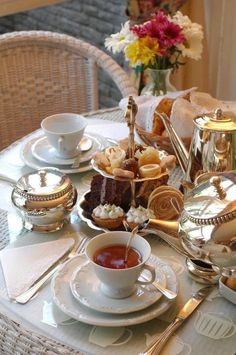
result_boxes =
[0,31,137,150]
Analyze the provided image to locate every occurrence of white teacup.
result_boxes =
[85,231,156,299]
[41,113,87,158]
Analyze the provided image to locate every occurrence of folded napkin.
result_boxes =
[119,88,197,132]
[119,89,225,139]
[0,238,74,299]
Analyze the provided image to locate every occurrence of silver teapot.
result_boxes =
[159,108,236,185]
[149,171,236,278]
[11,168,77,232]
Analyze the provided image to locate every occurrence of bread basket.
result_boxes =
[135,123,191,155]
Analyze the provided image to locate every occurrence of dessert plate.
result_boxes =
[70,261,166,314]
[20,133,108,174]
[31,133,96,166]
[78,191,153,235]
[51,254,178,327]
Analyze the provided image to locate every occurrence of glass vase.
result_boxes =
[141,68,176,96]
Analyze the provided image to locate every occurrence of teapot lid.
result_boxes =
[12,168,73,202]
[194,108,236,132]
[184,172,236,225]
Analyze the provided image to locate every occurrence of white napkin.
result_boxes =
[119,89,226,140]
[0,238,74,299]
[119,88,197,132]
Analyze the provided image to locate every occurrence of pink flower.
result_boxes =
[131,10,185,51]
[131,11,168,39]
[158,20,185,48]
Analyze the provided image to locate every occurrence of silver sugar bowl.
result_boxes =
[11,168,77,232]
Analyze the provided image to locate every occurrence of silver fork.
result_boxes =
[12,236,89,304]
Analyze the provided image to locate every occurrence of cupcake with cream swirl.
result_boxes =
[126,205,155,230]
[92,204,124,230]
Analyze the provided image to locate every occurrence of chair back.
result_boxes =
[0,31,137,150]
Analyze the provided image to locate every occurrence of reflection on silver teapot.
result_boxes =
[149,172,236,278]
[11,168,77,232]
[159,108,236,184]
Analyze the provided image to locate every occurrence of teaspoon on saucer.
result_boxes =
[80,136,93,152]
[72,137,93,168]
[123,220,177,299]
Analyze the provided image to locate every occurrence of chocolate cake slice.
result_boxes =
[81,174,131,218]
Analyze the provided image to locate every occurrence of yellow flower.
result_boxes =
[125,36,159,66]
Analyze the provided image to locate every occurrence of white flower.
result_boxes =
[177,24,203,60]
[172,11,192,27]
[172,11,204,60]
[104,21,137,54]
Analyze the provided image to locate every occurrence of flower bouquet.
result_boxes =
[105,10,204,95]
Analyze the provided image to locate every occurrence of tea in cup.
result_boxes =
[41,113,87,158]
[85,231,156,299]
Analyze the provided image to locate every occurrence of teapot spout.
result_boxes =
[149,218,179,235]
[157,112,189,174]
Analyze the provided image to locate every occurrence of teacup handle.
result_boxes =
[136,264,156,285]
[58,136,64,154]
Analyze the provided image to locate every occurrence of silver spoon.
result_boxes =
[123,219,150,262]
[123,220,177,300]
[72,137,93,168]
[80,136,93,152]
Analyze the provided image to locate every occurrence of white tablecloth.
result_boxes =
[0,112,235,355]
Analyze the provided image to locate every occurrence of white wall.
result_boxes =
[204,0,236,100]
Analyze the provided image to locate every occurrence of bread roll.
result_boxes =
[225,278,236,291]
[152,98,174,135]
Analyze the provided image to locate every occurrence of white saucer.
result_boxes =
[51,254,178,327]
[31,133,95,166]
[70,261,166,314]
[20,132,108,174]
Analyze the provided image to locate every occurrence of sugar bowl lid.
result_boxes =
[194,108,236,132]
[184,172,236,225]
[12,168,73,203]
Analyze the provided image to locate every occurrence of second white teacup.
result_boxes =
[85,231,156,299]
[41,113,87,158]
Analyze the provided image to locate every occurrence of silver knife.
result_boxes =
[140,285,213,355]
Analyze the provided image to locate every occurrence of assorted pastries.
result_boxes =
[93,140,176,180]
[80,173,184,231]
[82,131,182,231]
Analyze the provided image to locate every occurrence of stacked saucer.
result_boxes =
[20,132,108,174]
[51,254,178,327]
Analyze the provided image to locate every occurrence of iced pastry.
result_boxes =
[104,146,126,169]
[92,204,124,230]
[126,205,155,229]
